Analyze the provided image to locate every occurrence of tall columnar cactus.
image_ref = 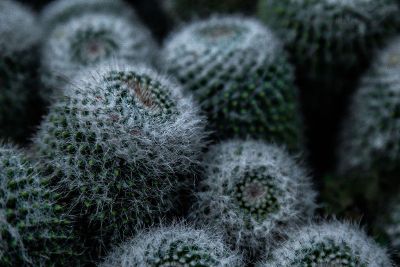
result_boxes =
[41,13,157,101]
[99,224,243,267]
[338,37,400,176]
[162,16,303,151]
[0,143,84,266]
[189,140,316,256]
[0,0,41,142]
[257,0,400,82]
[40,0,138,32]
[161,0,256,21]
[260,221,393,266]
[33,62,207,253]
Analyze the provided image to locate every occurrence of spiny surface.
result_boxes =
[100,224,243,267]
[190,140,316,255]
[41,13,157,99]
[0,143,83,267]
[261,221,393,267]
[0,0,41,142]
[34,62,207,252]
[162,16,303,151]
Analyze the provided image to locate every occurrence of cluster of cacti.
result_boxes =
[190,140,316,255]
[262,221,392,266]
[0,143,84,266]
[41,12,157,101]
[100,224,243,267]
[33,62,207,253]
[162,16,303,151]
[0,0,41,142]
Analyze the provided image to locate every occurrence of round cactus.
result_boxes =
[261,221,393,266]
[0,0,41,142]
[100,224,243,267]
[0,143,84,266]
[162,0,256,21]
[41,13,157,101]
[338,37,400,176]
[257,0,400,81]
[189,140,316,256]
[40,0,138,32]
[33,62,207,252]
[162,16,303,151]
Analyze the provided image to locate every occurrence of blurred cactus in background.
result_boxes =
[163,16,303,151]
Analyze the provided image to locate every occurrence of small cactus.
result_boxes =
[162,16,303,151]
[0,0,41,142]
[33,62,207,253]
[0,143,84,266]
[40,0,138,32]
[41,13,157,101]
[189,140,316,256]
[338,37,400,176]
[260,221,393,266]
[99,224,243,267]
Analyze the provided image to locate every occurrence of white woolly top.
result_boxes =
[99,224,243,267]
[264,221,393,266]
[0,0,41,54]
[163,16,282,67]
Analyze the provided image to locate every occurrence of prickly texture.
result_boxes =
[40,0,138,32]
[41,13,157,101]
[162,0,256,21]
[100,224,243,267]
[338,37,400,176]
[0,0,41,142]
[189,140,316,256]
[261,221,393,267]
[162,16,303,151]
[33,62,207,253]
[0,143,84,267]
[258,0,400,82]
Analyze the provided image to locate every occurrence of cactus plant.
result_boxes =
[383,198,400,251]
[189,140,316,257]
[162,16,303,151]
[40,0,138,32]
[260,221,393,266]
[0,142,84,266]
[100,224,243,267]
[41,13,157,101]
[161,0,256,21]
[33,62,207,254]
[0,0,41,142]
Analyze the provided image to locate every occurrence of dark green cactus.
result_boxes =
[162,16,303,151]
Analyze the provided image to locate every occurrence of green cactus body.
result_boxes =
[162,16,303,151]
[33,63,207,255]
[40,0,138,32]
[41,13,157,101]
[0,0,41,142]
[100,224,243,267]
[0,143,83,267]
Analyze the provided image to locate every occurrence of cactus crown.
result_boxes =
[264,221,392,267]
[190,140,315,253]
[100,224,243,267]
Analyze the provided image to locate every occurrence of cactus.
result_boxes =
[161,0,256,21]
[338,37,400,176]
[0,143,84,266]
[257,0,400,82]
[189,140,316,256]
[40,0,138,32]
[383,198,400,251]
[99,224,243,267]
[162,16,303,151]
[41,13,157,101]
[261,221,393,266]
[33,62,207,254]
[0,0,41,142]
